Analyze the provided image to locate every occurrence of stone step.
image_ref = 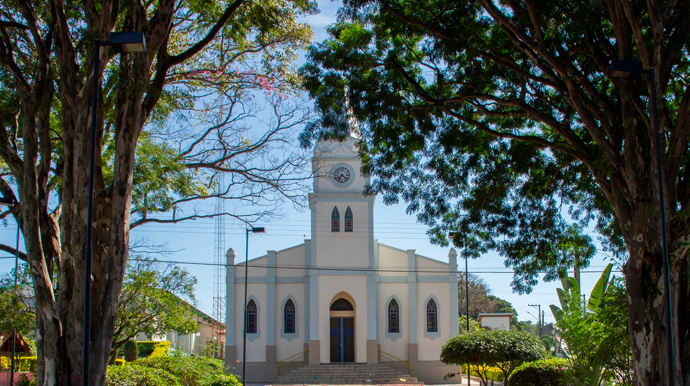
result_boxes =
[275,364,422,385]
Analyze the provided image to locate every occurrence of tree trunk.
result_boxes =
[625,247,685,386]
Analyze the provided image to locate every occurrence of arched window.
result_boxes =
[331,207,340,232]
[426,299,438,333]
[330,298,354,311]
[246,299,258,334]
[388,300,399,333]
[344,207,353,232]
[284,299,296,334]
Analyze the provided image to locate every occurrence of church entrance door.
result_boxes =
[330,317,354,362]
[329,297,355,363]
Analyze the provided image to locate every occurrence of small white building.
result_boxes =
[225,136,460,382]
[477,313,513,331]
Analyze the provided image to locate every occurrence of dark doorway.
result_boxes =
[329,317,355,362]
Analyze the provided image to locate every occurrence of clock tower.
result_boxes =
[307,135,378,364]
[310,135,374,268]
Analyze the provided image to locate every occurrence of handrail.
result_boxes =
[276,349,309,378]
[378,349,411,375]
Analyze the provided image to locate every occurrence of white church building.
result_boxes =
[225,136,460,383]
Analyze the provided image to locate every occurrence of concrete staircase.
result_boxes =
[274,363,422,384]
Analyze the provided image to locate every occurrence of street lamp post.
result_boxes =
[84,31,146,386]
[242,226,265,384]
[607,59,675,386]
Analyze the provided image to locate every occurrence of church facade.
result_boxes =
[225,137,460,383]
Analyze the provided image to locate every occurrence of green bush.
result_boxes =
[509,358,569,386]
[16,374,36,386]
[105,363,181,386]
[136,341,158,357]
[462,363,504,382]
[19,356,37,372]
[0,355,36,371]
[442,329,545,385]
[114,358,126,366]
[124,340,138,362]
[135,340,170,358]
[135,356,239,386]
[149,341,170,357]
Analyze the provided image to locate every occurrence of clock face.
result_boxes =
[333,167,351,184]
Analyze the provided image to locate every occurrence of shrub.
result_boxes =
[442,329,545,386]
[509,358,569,386]
[135,340,170,358]
[19,356,37,372]
[114,359,126,366]
[135,355,239,386]
[16,374,37,386]
[124,339,138,362]
[136,341,158,357]
[105,363,181,386]
[149,341,170,357]
[0,355,36,371]
[462,363,504,382]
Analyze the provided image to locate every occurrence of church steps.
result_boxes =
[274,363,423,385]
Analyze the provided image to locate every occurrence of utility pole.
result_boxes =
[529,304,541,337]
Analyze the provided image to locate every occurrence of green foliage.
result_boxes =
[124,340,138,362]
[442,329,545,385]
[0,266,35,338]
[137,341,158,357]
[136,341,171,358]
[550,265,632,385]
[16,374,36,386]
[105,363,182,386]
[0,355,37,372]
[458,273,516,319]
[457,315,482,333]
[149,341,171,358]
[509,358,569,386]
[112,257,198,358]
[461,363,504,382]
[134,355,239,386]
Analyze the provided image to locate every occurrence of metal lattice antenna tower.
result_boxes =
[213,173,226,325]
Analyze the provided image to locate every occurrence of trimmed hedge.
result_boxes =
[0,355,37,371]
[136,340,170,358]
[105,363,181,386]
[509,358,569,386]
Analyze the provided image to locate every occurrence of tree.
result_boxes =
[441,329,545,386]
[110,257,198,361]
[458,273,499,319]
[0,0,316,385]
[300,1,689,384]
[0,265,34,338]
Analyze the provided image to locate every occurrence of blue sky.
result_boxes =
[0,0,619,330]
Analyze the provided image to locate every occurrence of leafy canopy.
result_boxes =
[441,329,545,386]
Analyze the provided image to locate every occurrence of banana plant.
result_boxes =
[550,263,613,386]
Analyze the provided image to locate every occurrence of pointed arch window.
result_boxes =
[331,207,340,232]
[344,207,353,232]
[246,299,258,334]
[330,298,354,311]
[388,300,400,333]
[426,299,438,333]
[284,299,296,334]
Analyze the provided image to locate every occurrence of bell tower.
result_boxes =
[309,136,374,268]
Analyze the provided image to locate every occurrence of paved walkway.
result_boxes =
[247,380,486,386]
